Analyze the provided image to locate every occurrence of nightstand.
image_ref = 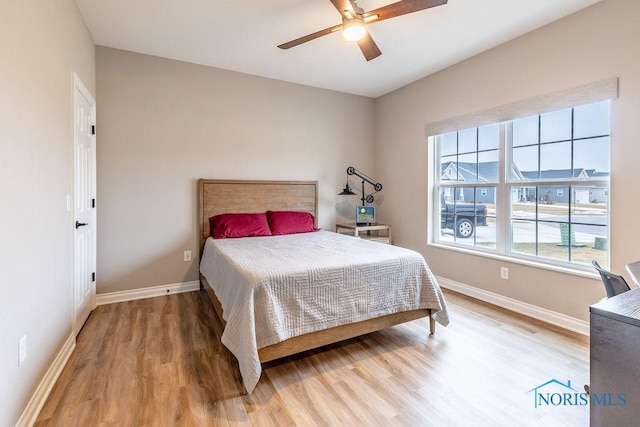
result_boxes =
[335,223,392,244]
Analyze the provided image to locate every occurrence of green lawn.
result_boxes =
[512,242,607,265]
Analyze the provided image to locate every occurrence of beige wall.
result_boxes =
[96,47,376,293]
[5,1,635,421]
[0,1,95,425]
[375,0,639,321]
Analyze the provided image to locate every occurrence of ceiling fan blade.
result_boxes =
[364,0,447,23]
[357,31,382,61]
[278,23,343,50]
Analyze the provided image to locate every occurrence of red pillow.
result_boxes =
[267,211,318,235]
[209,213,272,239]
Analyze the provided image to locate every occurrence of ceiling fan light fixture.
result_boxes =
[342,17,366,41]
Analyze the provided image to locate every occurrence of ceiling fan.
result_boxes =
[277,0,448,61]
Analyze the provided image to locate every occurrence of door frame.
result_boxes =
[73,72,96,336]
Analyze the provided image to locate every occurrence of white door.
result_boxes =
[73,74,96,336]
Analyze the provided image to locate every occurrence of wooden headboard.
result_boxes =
[198,179,318,253]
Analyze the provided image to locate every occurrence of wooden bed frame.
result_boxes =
[198,179,434,364]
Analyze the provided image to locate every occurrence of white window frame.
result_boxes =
[426,78,617,273]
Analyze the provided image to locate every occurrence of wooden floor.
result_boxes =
[35,290,589,426]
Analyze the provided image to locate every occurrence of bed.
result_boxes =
[198,179,449,393]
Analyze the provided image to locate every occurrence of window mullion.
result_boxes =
[497,122,509,253]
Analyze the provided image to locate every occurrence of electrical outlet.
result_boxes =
[18,335,27,366]
[184,251,192,262]
[500,267,509,280]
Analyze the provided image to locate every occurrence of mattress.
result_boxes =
[199,230,449,393]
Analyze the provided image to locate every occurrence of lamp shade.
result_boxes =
[338,183,356,195]
[342,18,366,41]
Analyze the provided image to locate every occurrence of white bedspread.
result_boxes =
[199,230,449,393]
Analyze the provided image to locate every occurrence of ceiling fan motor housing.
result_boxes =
[349,0,365,16]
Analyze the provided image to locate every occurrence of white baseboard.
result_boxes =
[18,281,200,425]
[436,276,589,336]
[96,280,201,306]
[16,334,76,427]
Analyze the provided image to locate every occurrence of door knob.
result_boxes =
[75,221,88,229]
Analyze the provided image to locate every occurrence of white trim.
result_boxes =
[436,275,589,336]
[96,281,201,306]
[73,73,95,105]
[428,242,601,280]
[16,335,76,427]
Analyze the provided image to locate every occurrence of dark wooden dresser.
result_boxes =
[590,288,640,426]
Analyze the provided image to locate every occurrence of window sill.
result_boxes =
[427,241,601,280]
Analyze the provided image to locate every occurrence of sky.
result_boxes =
[439,100,611,175]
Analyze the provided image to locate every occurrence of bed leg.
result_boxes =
[429,311,436,335]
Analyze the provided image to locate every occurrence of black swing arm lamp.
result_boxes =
[338,166,382,205]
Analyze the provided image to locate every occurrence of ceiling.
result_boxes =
[75,0,601,98]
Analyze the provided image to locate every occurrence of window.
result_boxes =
[433,100,610,269]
